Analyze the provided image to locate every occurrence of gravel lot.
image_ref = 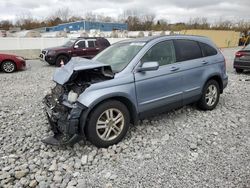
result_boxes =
[0,48,249,188]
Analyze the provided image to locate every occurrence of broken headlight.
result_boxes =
[68,90,78,103]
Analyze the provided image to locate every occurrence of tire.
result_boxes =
[198,80,220,110]
[1,60,16,73]
[85,100,130,148]
[47,61,55,66]
[55,55,69,67]
[235,68,243,73]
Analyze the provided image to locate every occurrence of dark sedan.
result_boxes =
[234,44,250,73]
[0,53,26,73]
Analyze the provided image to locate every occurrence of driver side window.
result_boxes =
[141,40,176,66]
[76,41,86,48]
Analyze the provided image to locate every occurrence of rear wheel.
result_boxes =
[198,80,220,110]
[235,68,243,73]
[1,60,16,73]
[85,100,130,148]
[55,55,69,67]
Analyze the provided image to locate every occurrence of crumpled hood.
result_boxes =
[53,57,112,85]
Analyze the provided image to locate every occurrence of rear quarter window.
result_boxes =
[199,42,218,57]
[98,39,110,47]
[174,39,202,62]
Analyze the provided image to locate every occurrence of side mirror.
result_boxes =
[137,61,159,72]
[74,45,79,49]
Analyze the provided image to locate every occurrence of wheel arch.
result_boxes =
[204,74,223,94]
[1,59,16,64]
[108,96,138,125]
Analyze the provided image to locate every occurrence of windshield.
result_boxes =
[93,42,145,72]
[63,39,75,47]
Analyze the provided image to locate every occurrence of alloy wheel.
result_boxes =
[2,61,15,73]
[96,108,125,141]
[205,85,218,106]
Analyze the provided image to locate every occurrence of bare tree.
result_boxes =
[142,14,155,30]
[85,12,96,21]
[0,20,13,30]
[15,12,41,30]
[96,15,114,22]
[213,18,233,30]
[119,9,155,30]
[233,20,250,32]
[53,8,71,22]
[68,16,84,22]
[152,19,169,31]
[187,17,209,29]
[3,9,250,32]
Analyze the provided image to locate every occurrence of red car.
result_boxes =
[0,53,26,73]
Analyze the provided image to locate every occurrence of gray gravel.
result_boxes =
[0,48,250,188]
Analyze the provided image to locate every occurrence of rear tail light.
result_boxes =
[235,51,246,57]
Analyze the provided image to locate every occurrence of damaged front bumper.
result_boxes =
[42,88,86,146]
[42,60,114,146]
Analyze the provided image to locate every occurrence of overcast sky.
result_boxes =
[0,0,249,23]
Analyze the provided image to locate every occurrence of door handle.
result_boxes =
[170,67,180,71]
[202,60,208,65]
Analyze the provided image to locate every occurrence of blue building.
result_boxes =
[46,20,128,32]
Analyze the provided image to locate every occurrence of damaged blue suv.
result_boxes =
[43,35,228,147]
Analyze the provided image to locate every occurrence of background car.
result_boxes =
[234,44,250,73]
[39,37,110,66]
[43,35,228,148]
[0,53,26,73]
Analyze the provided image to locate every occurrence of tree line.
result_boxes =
[0,8,249,33]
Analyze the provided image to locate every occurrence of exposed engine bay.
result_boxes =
[42,66,114,146]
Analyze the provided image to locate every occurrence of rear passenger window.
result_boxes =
[199,42,217,56]
[174,40,202,62]
[141,40,176,66]
[88,41,96,48]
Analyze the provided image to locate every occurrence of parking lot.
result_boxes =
[0,47,249,187]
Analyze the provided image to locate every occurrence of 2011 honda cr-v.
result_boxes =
[43,35,228,148]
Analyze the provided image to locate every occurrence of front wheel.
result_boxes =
[85,100,130,148]
[55,55,69,67]
[198,80,220,110]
